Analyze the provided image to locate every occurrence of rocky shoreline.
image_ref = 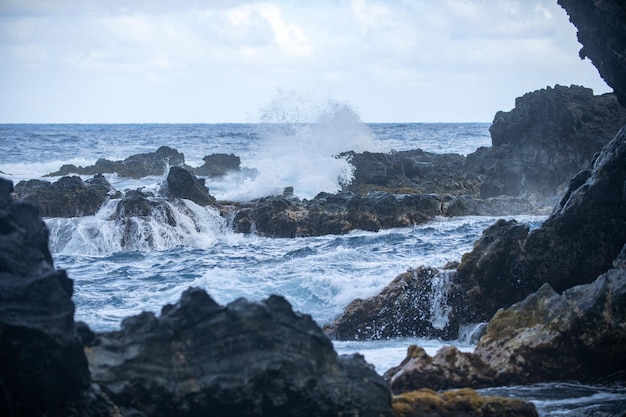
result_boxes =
[3,0,626,415]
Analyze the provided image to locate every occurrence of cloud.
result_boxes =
[0,0,611,123]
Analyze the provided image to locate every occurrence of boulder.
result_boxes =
[0,178,115,416]
[13,174,117,217]
[383,265,626,391]
[161,166,217,207]
[325,267,459,340]
[466,85,626,199]
[475,268,626,384]
[192,153,241,177]
[558,0,626,107]
[46,146,185,178]
[86,287,393,417]
[392,388,538,417]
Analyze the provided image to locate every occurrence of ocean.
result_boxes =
[1,119,625,416]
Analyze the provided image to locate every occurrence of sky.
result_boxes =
[0,0,612,123]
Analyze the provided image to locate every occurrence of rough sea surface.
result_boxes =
[1,119,624,416]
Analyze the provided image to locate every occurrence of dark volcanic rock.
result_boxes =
[87,287,393,417]
[13,174,117,217]
[520,126,626,293]
[161,166,217,207]
[325,267,459,340]
[384,265,626,391]
[344,149,481,196]
[475,268,626,384]
[467,85,626,199]
[0,178,115,416]
[192,153,241,177]
[47,146,185,178]
[453,219,532,323]
[231,191,444,237]
[558,0,626,107]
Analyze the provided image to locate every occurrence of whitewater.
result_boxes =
[1,111,625,415]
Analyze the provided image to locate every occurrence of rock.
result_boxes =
[384,266,626,391]
[13,174,117,217]
[87,287,393,417]
[0,178,116,416]
[558,0,626,107]
[466,85,626,199]
[392,388,538,417]
[520,125,626,293]
[46,146,185,178]
[384,346,496,392]
[192,153,241,177]
[344,149,481,196]
[231,191,445,238]
[475,268,626,384]
[453,219,532,323]
[325,267,459,340]
[161,166,217,207]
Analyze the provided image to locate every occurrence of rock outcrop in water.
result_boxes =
[0,178,116,416]
[468,85,626,200]
[345,86,626,205]
[87,287,392,417]
[161,166,217,207]
[325,266,459,340]
[13,174,119,217]
[384,262,626,392]
[47,145,186,178]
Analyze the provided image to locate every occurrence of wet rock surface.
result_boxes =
[325,266,459,340]
[161,166,217,207]
[47,145,186,178]
[13,174,117,217]
[87,287,393,417]
[383,265,626,392]
[0,178,116,416]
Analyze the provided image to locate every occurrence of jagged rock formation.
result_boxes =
[558,0,626,107]
[324,266,460,340]
[384,263,626,392]
[468,85,626,199]
[161,166,217,207]
[193,153,241,177]
[12,174,118,217]
[46,145,185,178]
[392,388,538,417]
[344,150,481,195]
[345,86,626,204]
[87,287,393,417]
[0,178,116,416]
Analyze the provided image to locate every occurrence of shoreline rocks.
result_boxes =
[384,263,626,392]
[1,176,394,416]
[87,287,393,417]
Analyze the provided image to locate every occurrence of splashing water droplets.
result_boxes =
[220,92,381,201]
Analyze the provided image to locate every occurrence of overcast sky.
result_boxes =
[0,0,611,123]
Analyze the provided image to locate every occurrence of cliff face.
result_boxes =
[558,0,626,106]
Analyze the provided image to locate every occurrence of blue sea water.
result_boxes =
[1,118,624,416]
